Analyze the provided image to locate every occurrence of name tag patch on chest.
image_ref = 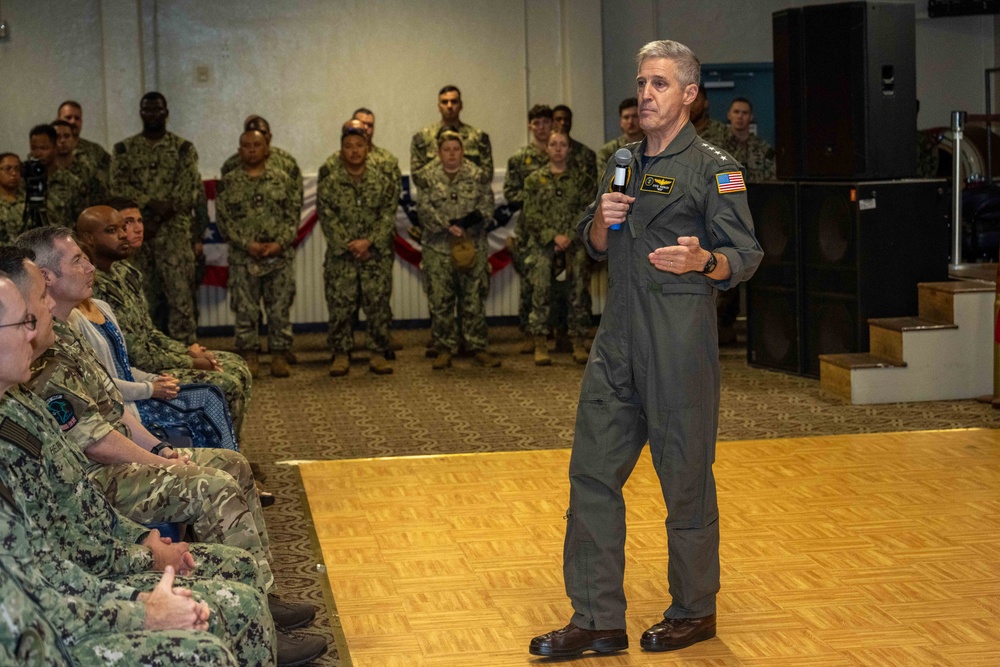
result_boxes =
[716,171,746,194]
[46,395,78,432]
[639,175,674,195]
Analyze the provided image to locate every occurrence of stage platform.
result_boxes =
[299,430,1000,666]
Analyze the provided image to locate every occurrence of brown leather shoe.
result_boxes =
[640,613,716,652]
[529,623,627,657]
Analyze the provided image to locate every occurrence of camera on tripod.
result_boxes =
[20,157,49,227]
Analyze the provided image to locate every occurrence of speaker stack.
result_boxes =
[748,2,950,377]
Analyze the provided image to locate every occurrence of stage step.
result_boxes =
[819,281,994,404]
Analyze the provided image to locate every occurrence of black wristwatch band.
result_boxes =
[150,442,168,456]
[701,252,718,274]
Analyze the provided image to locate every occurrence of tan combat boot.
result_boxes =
[474,350,501,368]
[572,338,589,365]
[432,351,452,370]
[242,351,260,378]
[369,355,393,375]
[271,353,291,378]
[534,336,551,366]
[329,355,350,377]
[283,350,298,365]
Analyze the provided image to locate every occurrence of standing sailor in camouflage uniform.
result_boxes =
[52,120,107,208]
[110,92,200,344]
[89,201,253,435]
[690,86,728,146]
[0,271,277,666]
[597,98,645,180]
[523,130,595,366]
[411,85,493,188]
[0,153,26,242]
[354,107,403,189]
[216,130,298,378]
[416,131,500,370]
[28,124,85,229]
[57,100,112,181]
[718,97,776,182]
[553,105,598,197]
[503,105,553,350]
[221,115,304,215]
[317,123,397,376]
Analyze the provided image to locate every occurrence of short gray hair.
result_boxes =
[14,226,75,273]
[636,40,701,89]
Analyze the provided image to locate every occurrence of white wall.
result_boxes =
[600,0,996,139]
[0,0,604,175]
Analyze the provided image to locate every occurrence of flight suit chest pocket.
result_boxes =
[631,182,689,236]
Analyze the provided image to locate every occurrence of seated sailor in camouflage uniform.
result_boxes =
[317,122,398,377]
[14,229,277,583]
[8,235,324,660]
[0,271,274,666]
[90,199,253,436]
[415,131,500,370]
[522,130,595,366]
[216,130,298,379]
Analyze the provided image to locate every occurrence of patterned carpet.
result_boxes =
[209,325,1000,666]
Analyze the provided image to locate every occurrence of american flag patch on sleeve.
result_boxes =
[716,171,746,194]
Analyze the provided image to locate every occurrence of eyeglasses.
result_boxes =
[0,314,37,331]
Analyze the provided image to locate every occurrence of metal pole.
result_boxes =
[951,110,966,270]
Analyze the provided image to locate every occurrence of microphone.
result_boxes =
[610,148,631,230]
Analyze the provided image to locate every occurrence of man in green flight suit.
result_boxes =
[530,39,763,658]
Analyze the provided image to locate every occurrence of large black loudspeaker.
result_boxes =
[798,181,949,377]
[747,182,802,373]
[773,2,917,180]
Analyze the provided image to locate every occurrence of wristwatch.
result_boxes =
[150,442,169,456]
[700,251,718,274]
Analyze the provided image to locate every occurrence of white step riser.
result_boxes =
[849,291,995,404]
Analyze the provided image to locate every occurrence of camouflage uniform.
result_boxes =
[719,132,776,182]
[0,495,262,667]
[697,118,729,147]
[44,167,86,229]
[0,190,28,242]
[26,319,276,593]
[416,159,495,353]
[222,145,305,215]
[410,121,493,187]
[63,152,109,209]
[111,132,201,343]
[522,165,594,338]
[503,144,548,332]
[0,498,242,667]
[597,135,633,181]
[92,261,252,435]
[568,138,598,198]
[76,137,112,180]
[216,165,298,354]
[0,388,276,666]
[316,157,397,355]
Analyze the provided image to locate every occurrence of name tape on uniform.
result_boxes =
[639,175,675,195]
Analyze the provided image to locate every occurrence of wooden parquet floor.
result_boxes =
[299,428,1000,666]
